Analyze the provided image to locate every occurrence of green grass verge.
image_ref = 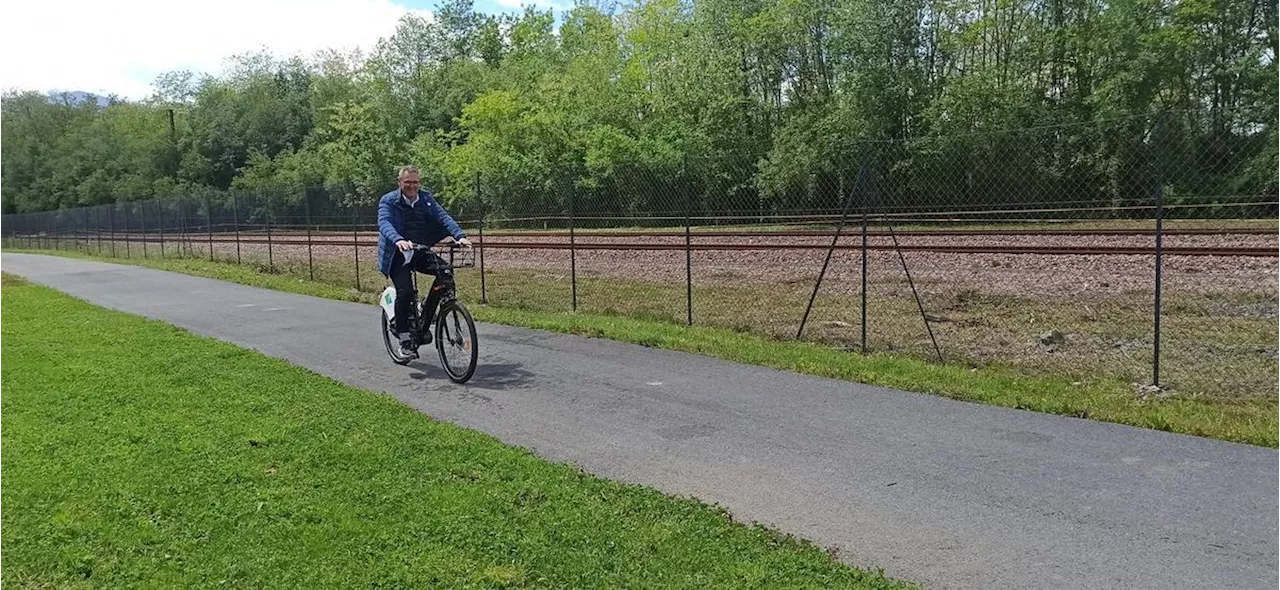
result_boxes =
[1,274,909,589]
[6,247,1276,448]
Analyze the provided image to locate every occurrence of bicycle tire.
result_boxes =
[381,309,414,366]
[435,300,478,383]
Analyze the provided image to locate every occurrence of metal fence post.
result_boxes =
[685,185,693,327]
[96,206,103,254]
[139,201,148,258]
[475,172,486,304]
[569,176,577,312]
[232,193,242,264]
[1154,182,1164,387]
[123,204,131,258]
[182,198,193,257]
[304,191,314,280]
[887,218,943,363]
[158,200,166,258]
[798,159,867,340]
[478,217,487,304]
[109,206,116,257]
[266,195,274,272]
[351,207,361,291]
[1152,112,1168,388]
[860,197,868,354]
[206,196,214,261]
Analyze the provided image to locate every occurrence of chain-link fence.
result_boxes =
[4,112,1276,400]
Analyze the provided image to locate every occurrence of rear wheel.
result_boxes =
[435,300,478,383]
[382,309,414,365]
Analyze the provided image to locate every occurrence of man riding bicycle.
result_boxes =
[378,165,473,357]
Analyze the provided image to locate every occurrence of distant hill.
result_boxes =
[47,90,115,107]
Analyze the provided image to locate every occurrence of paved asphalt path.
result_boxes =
[5,254,1277,589]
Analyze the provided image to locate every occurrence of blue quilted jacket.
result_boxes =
[376,189,466,276]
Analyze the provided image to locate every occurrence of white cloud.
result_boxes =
[488,0,570,13]
[491,0,572,13]
[0,0,431,100]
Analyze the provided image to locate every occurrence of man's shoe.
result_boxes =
[398,335,418,358]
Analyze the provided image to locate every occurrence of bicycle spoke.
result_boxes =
[451,313,464,347]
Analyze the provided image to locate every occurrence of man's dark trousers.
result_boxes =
[390,250,444,335]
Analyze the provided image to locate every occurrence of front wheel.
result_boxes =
[435,300,478,383]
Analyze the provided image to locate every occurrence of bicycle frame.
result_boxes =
[407,245,464,343]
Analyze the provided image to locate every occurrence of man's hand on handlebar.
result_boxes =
[397,238,472,251]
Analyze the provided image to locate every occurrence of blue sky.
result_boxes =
[0,0,573,101]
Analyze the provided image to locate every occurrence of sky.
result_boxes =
[0,0,571,101]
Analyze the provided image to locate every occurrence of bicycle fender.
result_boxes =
[379,286,397,319]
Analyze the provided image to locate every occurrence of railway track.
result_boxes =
[44,233,1278,257]
[447,227,1280,238]
[220,227,1277,238]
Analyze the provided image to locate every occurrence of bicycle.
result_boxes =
[379,242,478,383]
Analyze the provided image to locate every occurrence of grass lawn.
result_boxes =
[5,248,1276,448]
[0,273,910,588]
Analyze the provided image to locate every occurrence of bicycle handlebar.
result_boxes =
[409,241,470,251]
[405,240,476,270]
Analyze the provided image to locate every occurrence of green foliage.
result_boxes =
[2,0,1275,217]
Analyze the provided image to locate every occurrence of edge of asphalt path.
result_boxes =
[4,253,1277,590]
